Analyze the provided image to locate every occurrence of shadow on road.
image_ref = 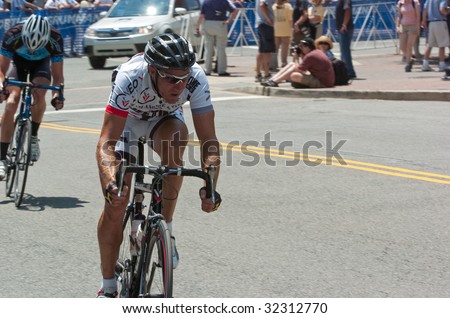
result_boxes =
[0,195,89,211]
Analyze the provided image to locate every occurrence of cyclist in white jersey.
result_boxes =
[95,33,221,298]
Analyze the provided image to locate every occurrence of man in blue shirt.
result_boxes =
[197,0,238,76]
[421,0,450,71]
[254,0,276,82]
[335,0,357,79]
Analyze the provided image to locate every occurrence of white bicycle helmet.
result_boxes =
[22,14,51,51]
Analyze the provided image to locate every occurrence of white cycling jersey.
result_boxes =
[106,53,213,120]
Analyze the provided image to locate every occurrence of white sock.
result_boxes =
[167,221,173,237]
[101,278,117,293]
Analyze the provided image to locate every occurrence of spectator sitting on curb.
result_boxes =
[261,42,301,86]
[290,37,334,88]
[314,35,334,59]
[262,37,334,88]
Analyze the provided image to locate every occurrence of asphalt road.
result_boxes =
[0,57,449,298]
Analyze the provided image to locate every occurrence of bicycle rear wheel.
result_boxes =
[5,119,19,197]
[139,218,173,298]
[12,120,31,207]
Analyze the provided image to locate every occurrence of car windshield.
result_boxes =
[108,0,169,17]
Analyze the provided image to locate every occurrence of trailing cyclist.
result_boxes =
[0,14,65,180]
[95,33,222,298]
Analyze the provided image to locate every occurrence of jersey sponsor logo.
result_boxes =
[127,78,140,95]
[114,93,131,110]
[137,88,155,104]
[186,77,200,94]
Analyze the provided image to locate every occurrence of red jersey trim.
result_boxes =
[106,105,128,117]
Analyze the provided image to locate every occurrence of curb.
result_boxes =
[227,86,450,102]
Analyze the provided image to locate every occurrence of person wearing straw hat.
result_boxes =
[314,35,334,59]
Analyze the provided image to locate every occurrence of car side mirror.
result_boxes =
[174,7,187,16]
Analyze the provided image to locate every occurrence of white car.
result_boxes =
[83,0,201,69]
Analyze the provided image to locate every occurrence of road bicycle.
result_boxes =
[115,138,218,298]
[3,77,64,207]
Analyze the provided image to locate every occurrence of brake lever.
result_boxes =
[207,165,216,203]
[116,159,127,197]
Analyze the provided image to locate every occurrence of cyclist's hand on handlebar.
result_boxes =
[51,94,64,110]
[0,87,9,102]
[199,187,222,213]
[104,181,129,207]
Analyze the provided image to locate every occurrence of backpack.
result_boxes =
[331,58,350,86]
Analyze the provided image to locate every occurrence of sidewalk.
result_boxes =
[204,45,450,102]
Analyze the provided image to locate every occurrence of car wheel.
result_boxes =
[89,56,107,69]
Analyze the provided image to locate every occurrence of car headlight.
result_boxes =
[136,26,153,34]
[85,27,96,37]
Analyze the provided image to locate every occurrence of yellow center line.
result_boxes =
[40,122,450,185]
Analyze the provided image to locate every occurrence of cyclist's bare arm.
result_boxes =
[0,55,11,101]
[50,61,65,109]
[192,110,221,212]
[96,111,129,206]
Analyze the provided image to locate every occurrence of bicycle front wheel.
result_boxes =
[5,119,19,197]
[116,206,136,298]
[13,120,32,207]
[139,219,173,298]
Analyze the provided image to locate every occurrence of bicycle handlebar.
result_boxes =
[2,77,64,104]
[116,159,217,203]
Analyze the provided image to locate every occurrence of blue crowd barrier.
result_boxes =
[0,7,107,56]
[0,1,399,56]
[228,1,398,47]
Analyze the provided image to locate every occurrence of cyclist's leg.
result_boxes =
[97,173,131,296]
[97,117,149,295]
[0,61,21,149]
[29,57,52,128]
[149,112,188,224]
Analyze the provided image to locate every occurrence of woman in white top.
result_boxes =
[307,0,325,39]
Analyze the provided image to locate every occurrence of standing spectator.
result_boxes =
[292,0,309,44]
[11,0,42,11]
[196,0,238,76]
[308,0,325,39]
[44,0,63,10]
[60,0,80,8]
[397,0,421,72]
[447,5,450,61]
[0,0,7,10]
[255,0,276,82]
[421,0,450,71]
[335,0,356,79]
[413,0,425,58]
[272,0,293,68]
[93,0,113,7]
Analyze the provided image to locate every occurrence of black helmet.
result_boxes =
[144,33,196,70]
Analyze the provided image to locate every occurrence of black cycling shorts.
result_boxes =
[7,55,52,82]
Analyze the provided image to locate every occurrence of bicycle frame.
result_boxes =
[115,138,217,298]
